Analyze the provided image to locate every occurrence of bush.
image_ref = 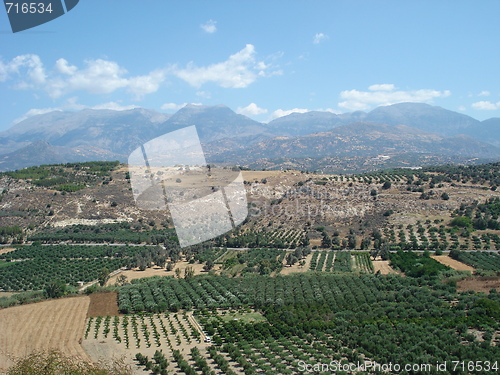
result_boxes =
[450,216,472,228]
[8,350,132,375]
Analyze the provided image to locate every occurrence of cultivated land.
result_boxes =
[0,296,90,372]
[372,259,399,275]
[1,162,500,373]
[432,255,475,271]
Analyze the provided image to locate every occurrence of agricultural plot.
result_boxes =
[100,272,500,374]
[0,245,149,291]
[224,228,305,248]
[450,250,500,273]
[0,296,90,371]
[390,250,449,277]
[351,252,374,273]
[331,251,352,272]
[309,251,372,273]
[83,311,215,374]
[221,248,285,276]
[119,273,432,314]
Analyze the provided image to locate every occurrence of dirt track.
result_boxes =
[0,296,90,372]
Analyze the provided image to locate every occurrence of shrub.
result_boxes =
[8,350,132,375]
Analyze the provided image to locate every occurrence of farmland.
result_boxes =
[81,272,500,374]
[0,296,90,372]
[1,161,500,373]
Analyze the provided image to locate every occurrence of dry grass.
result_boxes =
[372,259,398,275]
[107,261,220,286]
[280,252,312,275]
[0,296,90,372]
[431,255,475,272]
[0,248,15,256]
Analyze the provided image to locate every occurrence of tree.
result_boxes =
[174,268,182,278]
[203,259,214,272]
[370,189,378,196]
[184,266,195,278]
[44,280,67,299]
[321,233,332,248]
[116,274,128,286]
[441,192,449,200]
[382,181,392,190]
[450,216,472,228]
[98,267,110,287]
[286,253,298,266]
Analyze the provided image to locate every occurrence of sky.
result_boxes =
[0,0,499,131]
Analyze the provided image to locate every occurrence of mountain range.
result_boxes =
[0,103,499,173]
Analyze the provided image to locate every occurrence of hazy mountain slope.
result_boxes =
[0,140,123,171]
[0,103,499,172]
[463,118,500,147]
[219,122,500,163]
[364,102,479,136]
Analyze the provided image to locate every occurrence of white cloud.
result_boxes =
[127,70,166,99]
[196,91,211,99]
[269,108,310,121]
[47,58,130,98]
[200,19,217,33]
[472,101,500,110]
[313,33,328,44]
[0,54,46,88]
[11,100,139,124]
[55,58,77,75]
[458,105,467,111]
[13,107,61,124]
[368,83,396,92]
[338,85,451,111]
[236,103,268,117]
[478,90,491,97]
[0,55,166,99]
[174,44,275,88]
[91,102,140,111]
[161,102,188,111]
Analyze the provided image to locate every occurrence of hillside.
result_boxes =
[1,161,500,373]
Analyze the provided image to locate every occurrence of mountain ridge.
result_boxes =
[1,102,499,172]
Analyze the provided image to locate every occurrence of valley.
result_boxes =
[0,160,500,374]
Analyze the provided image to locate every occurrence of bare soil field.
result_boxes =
[280,252,312,275]
[372,259,398,275]
[457,277,500,294]
[107,262,220,286]
[431,255,475,272]
[0,296,90,373]
[87,292,119,317]
[0,247,15,256]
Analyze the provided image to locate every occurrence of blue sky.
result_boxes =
[1,0,499,131]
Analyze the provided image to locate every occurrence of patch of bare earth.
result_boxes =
[87,292,119,317]
[431,255,475,272]
[280,252,312,275]
[457,277,500,294]
[372,259,398,275]
[0,247,15,256]
[0,296,90,372]
[107,262,220,286]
